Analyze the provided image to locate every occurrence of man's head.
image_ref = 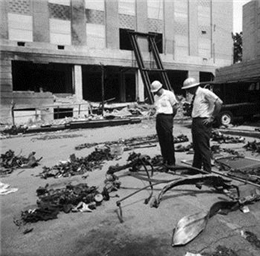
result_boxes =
[182,77,200,94]
[150,80,163,95]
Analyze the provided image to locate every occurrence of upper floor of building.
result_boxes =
[0,0,233,68]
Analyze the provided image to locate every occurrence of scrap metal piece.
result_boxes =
[150,174,238,208]
[172,200,238,246]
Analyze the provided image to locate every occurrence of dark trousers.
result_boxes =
[191,118,212,172]
[156,114,175,165]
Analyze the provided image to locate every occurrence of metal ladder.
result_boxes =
[128,31,172,103]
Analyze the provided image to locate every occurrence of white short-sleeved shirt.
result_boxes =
[192,86,221,118]
[154,89,178,115]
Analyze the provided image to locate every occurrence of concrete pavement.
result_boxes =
[1,118,260,256]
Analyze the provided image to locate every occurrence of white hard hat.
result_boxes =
[150,80,163,93]
[182,77,200,90]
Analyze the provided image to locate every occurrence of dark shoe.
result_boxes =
[164,163,176,172]
[165,163,176,169]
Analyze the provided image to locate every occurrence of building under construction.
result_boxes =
[0,0,233,124]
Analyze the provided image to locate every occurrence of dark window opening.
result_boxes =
[54,108,73,119]
[82,65,136,103]
[12,61,73,93]
[119,28,134,51]
[17,42,25,46]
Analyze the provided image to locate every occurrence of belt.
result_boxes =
[193,117,208,119]
[157,113,173,116]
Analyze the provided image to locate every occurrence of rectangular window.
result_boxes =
[119,28,133,50]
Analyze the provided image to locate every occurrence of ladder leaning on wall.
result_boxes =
[127,30,172,104]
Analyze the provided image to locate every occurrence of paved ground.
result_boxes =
[1,118,260,256]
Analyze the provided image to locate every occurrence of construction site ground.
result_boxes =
[1,117,260,256]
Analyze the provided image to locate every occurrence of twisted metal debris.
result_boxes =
[15,183,106,224]
[38,148,114,179]
[0,150,42,176]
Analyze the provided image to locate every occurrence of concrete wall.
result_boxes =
[211,0,233,63]
[243,0,260,61]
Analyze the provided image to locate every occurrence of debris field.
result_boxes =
[1,118,260,256]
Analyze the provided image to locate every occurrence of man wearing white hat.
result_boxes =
[182,77,223,172]
[150,80,179,168]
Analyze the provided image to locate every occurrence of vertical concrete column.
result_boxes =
[0,0,8,39]
[188,0,198,56]
[136,70,144,102]
[105,0,119,49]
[136,0,148,52]
[33,0,50,42]
[164,0,175,55]
[73,65,83,100]
[71,0,86,45]
[188,71,200,82]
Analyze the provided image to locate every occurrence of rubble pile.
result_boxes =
[211,130,245,143]
[1,125,28,136]
[16,183,107,224]
[0,150,42,176]
[38,148,114,179]
[243,140,260,153]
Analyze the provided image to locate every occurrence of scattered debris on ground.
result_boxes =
[75,134,189,151]
[241,230,260,248]
[32,134,82,141]
[0,150,42,176]
[202,245,240,256]
[14,182,109,226]
[212,130,245,144]
[243,140,260,153]
[0,182,18,195]
[37,148,114,179]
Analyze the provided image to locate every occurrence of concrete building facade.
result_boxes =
[215,0,260,83]
[0,0,233,124]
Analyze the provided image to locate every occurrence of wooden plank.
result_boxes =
[1,92,53,107]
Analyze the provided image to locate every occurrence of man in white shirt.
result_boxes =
[182,77,223,172]
[150,80,179,168]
